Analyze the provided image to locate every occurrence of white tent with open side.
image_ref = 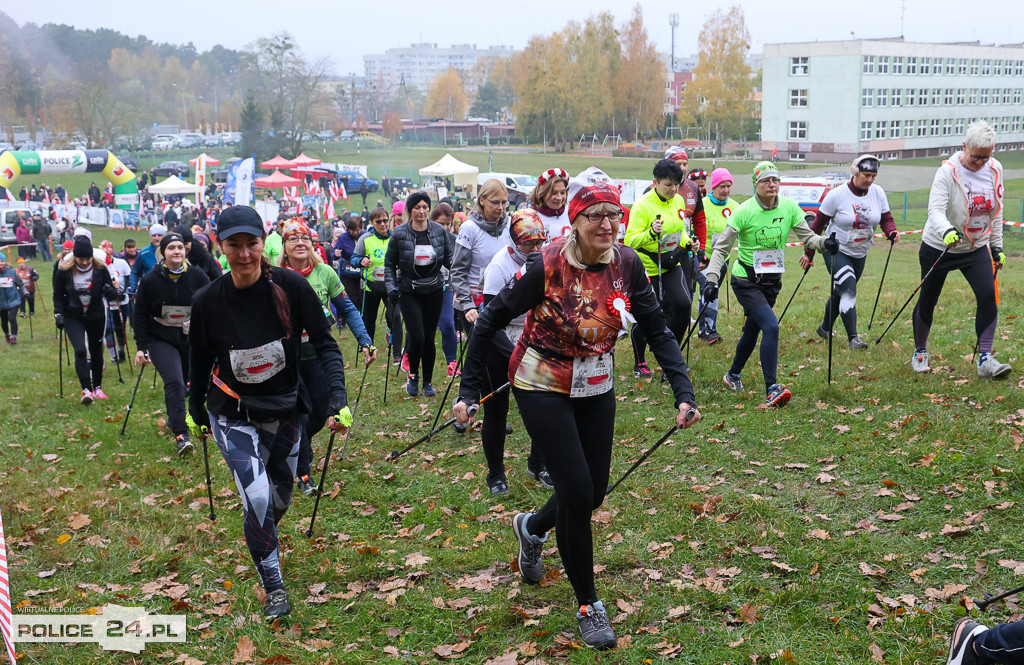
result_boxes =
[418,153,479,196]
[148,175,204,197]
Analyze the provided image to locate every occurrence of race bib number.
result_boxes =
[0,277,13,288]
[157,305,190,327]
[229,339,286,384]
[659,232,681,252]
[372,265,385,280]
[414,244,435,266]
[570,352,614,398]
[837,227,873,244]
[752,249,785,274]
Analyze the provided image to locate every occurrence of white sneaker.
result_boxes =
[80,389,94,406]
[977,355,1012,379]
[911,351,930,373]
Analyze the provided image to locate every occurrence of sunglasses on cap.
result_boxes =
[855,158,880,173]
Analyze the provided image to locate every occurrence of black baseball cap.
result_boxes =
[216,206,265,239]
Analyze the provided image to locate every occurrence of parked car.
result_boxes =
[203,135,222,147]
[152,161,190,178]
[337,171,378,195]
[151,137,175,151]
[338,130,355,141]
[314,130,335,141]
[210,157,242,184]
[219,132,242,146]
[117,156,138,172]
[0,207,24,246]
[175,136,199,149]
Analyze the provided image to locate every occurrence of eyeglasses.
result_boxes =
[285,235,312,244]
[579,211,623,224]
[966,153,991,163]
[487,199,509,207]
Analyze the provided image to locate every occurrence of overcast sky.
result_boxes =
[7,0,1024,75]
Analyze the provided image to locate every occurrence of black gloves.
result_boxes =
[387,290,399,307]
[823,233,839,255]
[701,281,719,302]
[54,313,64,329]
[697,249,707,269]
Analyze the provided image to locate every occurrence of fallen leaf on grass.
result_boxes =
[68,512,91,530]
[941,524,973,538]
[37,569,56,578]
[807,529,831,540]
[482,652,518,665]
[738,602,761,624]
[859,562,887,577]
[56,534,71,545]
[432,640,473,659]
[232,635,255,664]
[869,643,885,662]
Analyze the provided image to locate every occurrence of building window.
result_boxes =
[944,89,954,105]
[930,119,940,136]
[791,57,809,75]
[875,121,888,139]
[1013,117,1021,132]
[889,152,899,160]
[942,119,953,135]
[891,89,902,107]
[877,88,888,106]
[1017,61,1024,76]
[1003,88,1012,104]
[908,57,918,74]
[919,89,929,105]
[971,59,979,75]
[906,88,916,106]
[969,89,978,104]
[1015,89,1022,104]
[1002,117,1011,132]
[946,58,956,75]
[995,60,1003,76]
[789,89,808,107]
[956,118,966,134]
[862,55,875,74]
[860,122,873,140]
[921,57,931,75]
[918,121,928,137]
[862,88,874,107]
[957,89,966,105]
[893,56,904,74]
[891,120,902,139]
[932,88,942,105]
[879,56,890,74]
[981,89,990,104]
[982,59,992,76]
[959,59,969,75]
[788,121,807,139]
[789,153,806,162]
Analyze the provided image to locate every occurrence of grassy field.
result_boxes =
[1,232,1022,664]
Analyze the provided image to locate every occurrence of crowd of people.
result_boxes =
[1,120,1015,658]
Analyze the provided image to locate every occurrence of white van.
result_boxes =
[478,172,538,196]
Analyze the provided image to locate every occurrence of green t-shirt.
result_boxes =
[263,232,283,265]
[362,233,389,287]
[728,196,805,279]
[702,196,738,237]
[305,263,344,306]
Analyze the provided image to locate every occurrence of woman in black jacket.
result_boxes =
[133,232,210,457]
[53,236,118,405]
[384,191,454,397]
[187,206,349,619]
[172,226,222,281]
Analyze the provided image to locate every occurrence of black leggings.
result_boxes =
[19,293,34,316]
[361,281,402,358]
[631,265,690,364]
[480,347,542,480]
[338,272,363,314]
[398,289,443,383]
[730,276,783,393]
[516,388,615,606]
[148,340,188,436]
[821,252,866,339]
[912,244,998,353]
[63,317,106,391]
[296,355,330,480]
[0,306,18,336]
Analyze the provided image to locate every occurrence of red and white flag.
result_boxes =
[331,180,348,201]
[304,179,320,196]
[4,189,13,203]
[1,505,16,665]
[42,190,51,204]
[295,198,304,215]
[322,195,332,219]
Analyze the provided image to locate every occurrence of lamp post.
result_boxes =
[171,83,187,131]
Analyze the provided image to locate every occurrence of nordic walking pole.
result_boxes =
[339,357,371,460]
[431,325,469,431]
[116,305,133,376]
[606,409,697,495]
[64,330,70,366]
[388,382,512,461]
[58,328,64,398]
[27,305,33,339]
[202,433,216,521]
[826,239,837,386]
[655,220,663,302]
[875,244,952,345]
[975,584,1024,611]
[680,299,713,357]
[120,362,146,436]
[867,237,895,330]
[777,263,812,325]
[111,323,124,384]
[305,428,337,538]
[383,328,392,404]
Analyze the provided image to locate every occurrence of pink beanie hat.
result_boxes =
[709,168,733,191]
[392,201,405,216]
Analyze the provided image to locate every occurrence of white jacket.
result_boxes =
[923,151,1003,254]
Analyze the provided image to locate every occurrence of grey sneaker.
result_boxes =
[512,512,546,584]
[263,588,291,619]
[487,475,509,497]
[175,434,194,458]
[577,601,617,650]
[526,466,554,490]
[848,335,869,350]
[911,350,930,373]
[816,324,831,340]
[946,616,986,665]
[722,372,744,392]
[977,355,1012,379]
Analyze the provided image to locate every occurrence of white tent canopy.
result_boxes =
[418,153,479,196]
[148,175,203,196]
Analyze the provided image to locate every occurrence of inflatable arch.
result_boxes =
[0,150,138,209]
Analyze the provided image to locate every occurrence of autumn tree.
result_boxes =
[613,5,666,140]
[424,68,468,121]
[382,110,403,141]
[677,5,753,152]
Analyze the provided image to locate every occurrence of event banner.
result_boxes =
[0,150,138,209]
